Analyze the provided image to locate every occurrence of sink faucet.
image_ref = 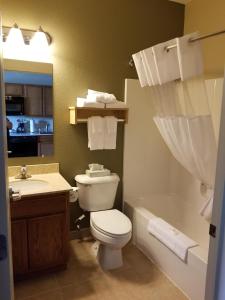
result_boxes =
[15,165,31,180]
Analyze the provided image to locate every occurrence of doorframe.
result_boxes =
[205,75,225,300]
[0,17,14,300]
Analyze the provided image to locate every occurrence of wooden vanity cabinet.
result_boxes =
[10,192,69,279]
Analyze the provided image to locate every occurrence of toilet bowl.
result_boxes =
[75,173,132,270]
[90,209,132,270]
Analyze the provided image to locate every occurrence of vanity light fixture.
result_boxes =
[2,24,52,45]
[2,24,52,62]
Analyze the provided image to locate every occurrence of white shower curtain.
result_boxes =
[151,78,217,221]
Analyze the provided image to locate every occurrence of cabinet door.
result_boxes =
[28,213,67,270]
[11,220,28,275]
[43,86,53,116]
[5,83,24,96]
[24,85,43,116]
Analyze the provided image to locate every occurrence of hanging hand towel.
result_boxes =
[104,116,118,150]
[88,116,104,150]
[152,39,180,84]
[176,32,204,81]
[132,52,148,87]
[142,47,160,86]
[148,217,198,261]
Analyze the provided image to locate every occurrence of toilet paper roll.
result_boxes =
[69,187,79,203]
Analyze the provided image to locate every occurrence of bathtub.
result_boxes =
[124,195,208,300]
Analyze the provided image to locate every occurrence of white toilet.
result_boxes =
[75,173,132,270]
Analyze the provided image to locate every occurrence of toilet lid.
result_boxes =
[91,209,132,236]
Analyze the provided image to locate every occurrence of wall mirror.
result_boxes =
[4,59,53,158]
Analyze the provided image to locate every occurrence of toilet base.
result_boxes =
[97,243,123,270]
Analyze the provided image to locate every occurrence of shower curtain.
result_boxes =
[151,78,217,221]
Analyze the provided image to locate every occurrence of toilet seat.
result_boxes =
[91,209,132,238]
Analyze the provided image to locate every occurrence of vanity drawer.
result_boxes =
[11,192,69,219]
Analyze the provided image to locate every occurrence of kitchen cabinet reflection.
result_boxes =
[4,60,54,158]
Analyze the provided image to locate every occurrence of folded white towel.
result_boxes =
[104,116,118,150]
[132,52,148,87]
[176,32,204,81]
[87,89,117,104]
[88,116,105,150]
[142,47,160,86]
[148,217,198,261]
[77,97,105,108]
[141,50,153,86]
[106,100,128,109]
[152,39,180,85]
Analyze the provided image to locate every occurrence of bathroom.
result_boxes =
[1,0,225,299]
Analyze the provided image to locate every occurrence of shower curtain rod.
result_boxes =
[129,28,225,67]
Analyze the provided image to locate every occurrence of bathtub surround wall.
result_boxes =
[1,0,184,227]
[185,0,225,77]
[123,78,224,298]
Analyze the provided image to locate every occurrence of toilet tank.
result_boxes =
[75,174,120,211]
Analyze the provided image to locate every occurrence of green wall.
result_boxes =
[1,0,184,228]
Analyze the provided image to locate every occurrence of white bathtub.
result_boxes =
[124,195,208,300]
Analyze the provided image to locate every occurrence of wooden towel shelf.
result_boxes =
[69,107,128,125]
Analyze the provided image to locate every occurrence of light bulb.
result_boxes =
[29,27,50,62]
[3,24,26,59]
[6,24,25,46]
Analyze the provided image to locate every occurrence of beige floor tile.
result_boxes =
[14,240,187,300]
[55,257,104,288]
[14,275,59,300]
[20,289,63,300]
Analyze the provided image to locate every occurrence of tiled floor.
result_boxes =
[14,238,187,300]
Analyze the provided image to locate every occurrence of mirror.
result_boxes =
[4,59,53,158]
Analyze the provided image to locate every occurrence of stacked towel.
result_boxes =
[148,217,198,261]
[77,97,105,108]
[176,32,204,81]
[106,100,128,109]
[88,116,118,150]
[87,89,117,104]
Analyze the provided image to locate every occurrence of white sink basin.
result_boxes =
[9,179,50,192]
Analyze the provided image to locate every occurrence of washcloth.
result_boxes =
[152,39,180,84]
[148,217,198,261]
[142,47,160,86]
[88,116,105,150]
[77,97,105,108]
[104,116,118,150]
[176,32,204,81]
[132,52,148,87]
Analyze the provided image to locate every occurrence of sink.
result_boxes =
[9,179,50,192]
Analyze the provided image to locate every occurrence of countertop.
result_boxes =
[9,172,72,197]
[9,132,53,137]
